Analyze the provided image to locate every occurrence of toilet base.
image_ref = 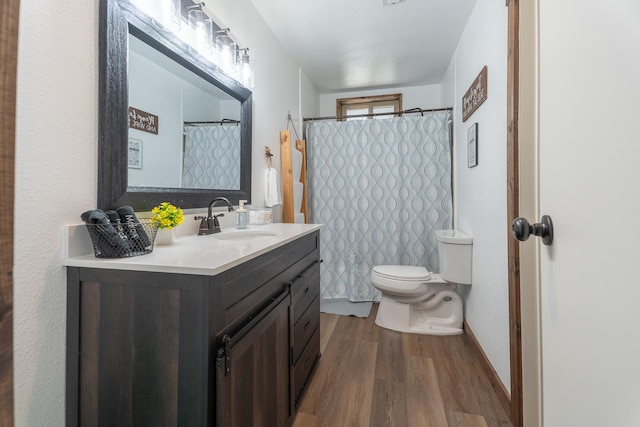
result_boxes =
[375,292,464,336]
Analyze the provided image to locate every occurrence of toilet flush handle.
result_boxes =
[512,215,554,246]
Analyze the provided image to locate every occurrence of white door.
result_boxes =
[531,2,640,426]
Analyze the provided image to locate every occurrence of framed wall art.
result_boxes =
[468,123,478,168]
[128,138,143,169]
[462,66,488,122]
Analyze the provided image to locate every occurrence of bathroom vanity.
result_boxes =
[63,224,321,427]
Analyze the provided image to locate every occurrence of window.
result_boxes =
[336,94,402,121]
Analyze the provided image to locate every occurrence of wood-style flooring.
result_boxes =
[292,304,513,427]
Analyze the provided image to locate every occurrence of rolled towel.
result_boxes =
[115,206,151,249]
[81,209,130,257]
[105,209,131,246]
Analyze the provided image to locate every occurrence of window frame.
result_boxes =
[336,94,403,121]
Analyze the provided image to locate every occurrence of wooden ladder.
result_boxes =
[280,130,307,223]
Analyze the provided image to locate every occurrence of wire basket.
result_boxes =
[85,218,159,258]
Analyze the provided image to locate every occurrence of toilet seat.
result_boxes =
[372,265,432,282]
[371,265,445,297]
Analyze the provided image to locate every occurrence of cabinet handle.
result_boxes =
[304,287,309,296]
[288,260,320,288]
[304,320,311,331]
[304,356,311,368]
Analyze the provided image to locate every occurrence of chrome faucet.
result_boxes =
[196,197,235,235]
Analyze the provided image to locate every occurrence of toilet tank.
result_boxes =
[435,230,473,284]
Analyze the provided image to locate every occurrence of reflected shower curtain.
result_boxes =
[306,113,452,301]
[182,124,241,189]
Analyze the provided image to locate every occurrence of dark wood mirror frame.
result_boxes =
[98,0,252,211]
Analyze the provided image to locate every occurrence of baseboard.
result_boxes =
[463,321,511,417]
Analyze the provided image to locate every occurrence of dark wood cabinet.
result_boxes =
[66,231,320,427]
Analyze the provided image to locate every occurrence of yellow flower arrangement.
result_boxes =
[151,202,184,229]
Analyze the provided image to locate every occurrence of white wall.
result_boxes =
[317,83,443,117]
[300,70,319,129]
[442,1,510,389]
[15,1,97,425]
[14,0,306,425]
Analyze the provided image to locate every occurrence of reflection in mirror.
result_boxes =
[182,121,240,189]
[128,34,241,190]
[98,0,252,211]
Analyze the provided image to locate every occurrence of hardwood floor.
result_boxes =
[292,304,512,427]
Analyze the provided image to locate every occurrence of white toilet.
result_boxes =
[370,230,472,336]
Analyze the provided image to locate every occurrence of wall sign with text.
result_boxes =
[128,107,158,134]
[462,66,488,122]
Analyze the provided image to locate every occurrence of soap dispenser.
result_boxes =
[236,200,248,229]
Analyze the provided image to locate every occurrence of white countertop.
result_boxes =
[62,223,322,276]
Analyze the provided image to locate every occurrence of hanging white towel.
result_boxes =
[265,168,282,207]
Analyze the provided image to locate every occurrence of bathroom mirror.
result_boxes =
[98,0,252,211]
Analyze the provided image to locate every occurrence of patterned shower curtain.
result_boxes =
[306,112,452,301]
[182,124,241,189]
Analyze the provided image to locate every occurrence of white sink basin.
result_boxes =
[214,230,279,241]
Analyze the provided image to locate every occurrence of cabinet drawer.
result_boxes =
[293,327,320,406]
[292,295,320,364]
[290,261,320,323]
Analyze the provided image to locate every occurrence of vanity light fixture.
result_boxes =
[128,0,256,89]
[187,3,213,55]
[238,48,255,88]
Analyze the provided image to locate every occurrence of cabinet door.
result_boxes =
[216,291,291,427]
[71,271,209,427]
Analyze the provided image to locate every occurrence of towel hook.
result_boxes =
[265,146,273,169]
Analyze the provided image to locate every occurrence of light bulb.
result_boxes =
[241,56,255,88]
[130,0,180,32]
[188,9,213,54]
[156,0,180,32]
[216,35,237,73]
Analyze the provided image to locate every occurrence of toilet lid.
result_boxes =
[372,265,432,282]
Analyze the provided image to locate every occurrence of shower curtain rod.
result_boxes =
[303,107,452,122]
[184,119,240,125]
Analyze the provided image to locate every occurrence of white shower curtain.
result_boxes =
[306,113,452,302]
[182,124,241,189]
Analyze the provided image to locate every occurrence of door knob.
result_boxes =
[512,215,554,246]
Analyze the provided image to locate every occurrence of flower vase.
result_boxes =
[155,227,175,245]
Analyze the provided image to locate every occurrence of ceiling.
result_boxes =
[250,0,477,93]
